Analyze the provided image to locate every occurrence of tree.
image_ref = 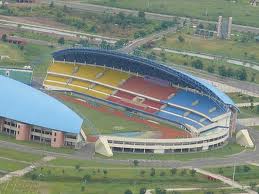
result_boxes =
[81,186,85,192]
[178,35,185,43]
[160,171,166,176]
[243,165,251,172]
[31,173,37,180]
[1,34,7,42]
[62,169,65,174]
[133,160,139,167]
[249,181,257,190]
[218,65,227,77]
[82,174,91,183]
[170,168,177,175]
[140,187,146,194]
[124,189,133,194]
[75,164,80,171]
[218,168,223,174]
[207,65,215,73]
[49,1,54,8]
[155,188,166,194]
[191,59,203,69]
[103,169,108,177]
[190,169,196,176]
[138,11,145,19]
[180,169,187,176]
[140,170,145,177]
[236,68,247,81]
[58,37,65,45]
[150,168,156,176]
[256,105,259,114]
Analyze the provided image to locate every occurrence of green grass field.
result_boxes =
[96,143,245,161]
[228,93,259,104]
[206,164,259,185]
[0,158,28,172]
[0,42,54,80]
[14,166,224,194]
[82,0,259,27]
[155,33,259,64]
[61,98,183,136]
[0,148,41,162]
[238,107,259,119]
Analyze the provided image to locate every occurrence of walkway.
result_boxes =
[153,47,259,72]
[0,156,56,184]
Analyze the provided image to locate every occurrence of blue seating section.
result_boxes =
[163,90,225,118]
[156,111,203,129]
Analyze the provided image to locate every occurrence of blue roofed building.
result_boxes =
[0,75,85,148]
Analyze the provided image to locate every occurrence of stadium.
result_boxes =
[41,48,238,157]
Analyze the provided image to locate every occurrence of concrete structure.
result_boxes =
[0,75,85,148]
[95,137,113,157]
[236,129,254,148]
[217,16,232,39]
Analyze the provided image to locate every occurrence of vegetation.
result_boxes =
[207,165,259,185]
[60,96,183,135]
[228,93,259,104]
[238,106,259,119]
[0,4,176,39]
[82,0,259,27]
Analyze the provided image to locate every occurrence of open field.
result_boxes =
[0,147,41,162]
[0,158,28,172]
[206,164,259,185]
[238,107,259,119]
[0,42,54,79]
[228,93,259,104]
[155,33,259,64]
[14,166,224,194]
[0,5,173,40]
[82,0,259,27]
[96,143,245,161]
[143,48,259,84]
[60,96,185,137]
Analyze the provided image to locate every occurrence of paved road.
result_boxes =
[0,126,259,169]
[46,1,259,33]
[119,27,177,53]
[236,102,259,108]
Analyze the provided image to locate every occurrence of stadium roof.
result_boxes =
[53,48,235,108]
[0,76,83,133]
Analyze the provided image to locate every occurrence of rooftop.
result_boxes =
[0,76,83,134]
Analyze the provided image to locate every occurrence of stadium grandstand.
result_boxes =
[43,48,238,156]
[0,75,85,148]
[0,67,33,85]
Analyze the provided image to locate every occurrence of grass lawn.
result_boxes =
[155,33,259,64]
[238,107,259,119]
[146,48,259,84]
[83,0,259,27]
[0,42,54,80]
[252,126,259,130]
[0,158,28,172]
[12,166,224,194]
[228,93,259,104]
[0,147,41,162]
[96,143,245,161]
[48,157,129,168]
[206,164,259,185]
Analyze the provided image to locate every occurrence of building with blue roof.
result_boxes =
[0,75,84,148]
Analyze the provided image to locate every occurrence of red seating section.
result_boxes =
[108,91,163,114]
[120,76,177,100]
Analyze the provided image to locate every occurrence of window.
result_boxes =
[53,138,56,142]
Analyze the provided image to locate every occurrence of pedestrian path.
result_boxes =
[0,156,56,184]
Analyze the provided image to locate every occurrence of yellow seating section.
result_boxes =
[48,62,75,75]
[93,85,114,95]
[97,69,131,86]
[71,79,91,88]
[74,65,104,80]
[44,75,68,88]
[67,84,108,99]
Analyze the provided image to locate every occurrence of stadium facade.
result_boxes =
[43,48,238,156]
[0,75,85,148]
